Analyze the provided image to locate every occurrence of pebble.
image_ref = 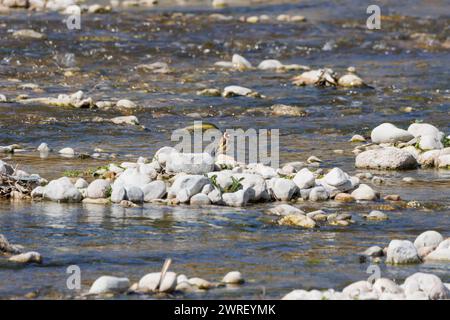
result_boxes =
[116,99,137,109]
[138,271,177,293]
[58,147,75,156]
[351,184,377,201]
[89,276,130,295]
[278,214,316,228]
[13,29,46,39]
[364,210,389,221]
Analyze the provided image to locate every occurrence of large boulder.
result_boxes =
[371,123,414,144]
[43,177,82,202]
[386,240,421,265]
[355,147,418,170]
[166,152,215,175]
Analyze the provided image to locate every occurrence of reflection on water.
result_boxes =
[0,0,449,298]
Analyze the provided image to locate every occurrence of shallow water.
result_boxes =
[0,0,449,299]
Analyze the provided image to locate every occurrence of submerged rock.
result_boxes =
[9,251,42,264]
[278,214,316,228]
[222,271,244,284]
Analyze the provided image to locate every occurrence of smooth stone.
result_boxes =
[138,272,177,293]
[166,152,215,175]
[402,272,448,300]
[37,142,51,152]
[190,193,211,206]
[86,179,111,199]
[43,177,82,202]
[208,188,223,204]
[168,175,209,202]
[424,248,450,262]
[111,186,126,203]
[386,240,421,265]
[142,181,167,202]
[363,246,384,257]
[9,251,42,264]
[271,178,298,201]
[350,134,366,142]
[309,186,329,201]
[373,278,403,295]
[364,210,388,221]
[222,189,251,207]
[231,54,252,69]
[342,281,373,299]
[89,276,130,295]
[13,29,45,39]
[58,147,75,156]
[82,198,110,204]
[116,99,137,109]
[113,166,152,189]
[222,271,244,284]
[258,59,283,70]
[338,74,365,87]
[351,184,377,201]
[124,186,144,203]
[232,173,268,201]
[111,115,139,125]
[222,85,253,97]
[154,146,178,166]
[269,204,305,216]
[278,214,316,228]
[188,277,215,289]
[414,231,443,250]
[282,289,324,300]
[323,167,350,187]
[371,123,414,144]
[418,134,443,150]
[0,234,22,254]
[292,168,315,189]
[74,178,89,189]
[408,123,444,140]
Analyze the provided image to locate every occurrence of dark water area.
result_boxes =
[0,0,449,299]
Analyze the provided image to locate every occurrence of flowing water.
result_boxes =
[0,0,449,299]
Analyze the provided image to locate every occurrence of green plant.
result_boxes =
[105,186,112,198]
[223,176,244,193]
[62,170,83,178]
[442,136,450,148]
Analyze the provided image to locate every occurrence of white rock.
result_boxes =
[111,186,126,203]
[116,99,136,109]
[58,147,75,156]
[86,179,111,199]
[356,147,418,169]
[365,210,388,221]
[233,173,268,202]
[138,272,177,293]
[309,186,329,201]
[371,123,414,144]
[386,240,421,264]
[111,115,139,125]
[168,175,209,202]
[0,94,6,102]
[222,189,251,207]
[419,134,443,150]
[282,289,323,300]
[232,54,252,69]
[124,186,144,203]
[223,85,253,97]
[293,168,315,189]
[408,123,444,140]
[323,167,350,187]
[437,154,450,168]
[337,74,365,87]
[257,59,283,70]
[9,251,42,264]
[113,166,152,189]
[373,278,403,295]
[222,271,244,284]
[208,188,222,204]
[166,152,215,175]
[403,272,448,300]
[154,146,178,166]
[414,231,443,250]
[74,178,89,189]
[342,281,373,299]
[270,178,298,201]
[269,204,305,216]
[142,181,167,201]
[424,248,450,262]
[0,160,14,175]
[43,177,82,202]
[190,193,211,205]
[89,276,130,295]
[37,142,50,153]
